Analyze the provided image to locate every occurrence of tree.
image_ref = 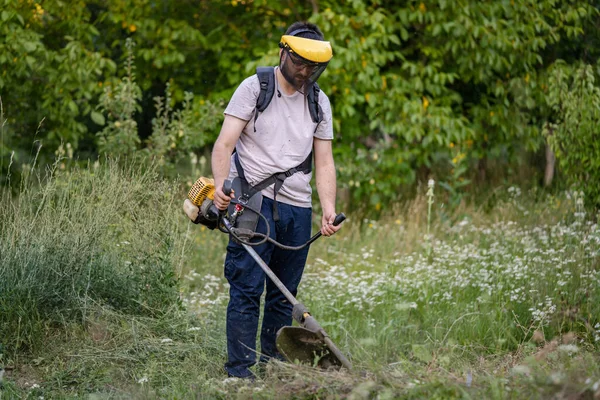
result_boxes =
[309,0,596,205]
[0,0,115,181]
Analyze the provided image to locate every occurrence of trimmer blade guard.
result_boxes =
[276,326,343,369]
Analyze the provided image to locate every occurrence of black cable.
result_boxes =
[219,199,313,250]
[218,199,271,247]
[218,198,348,250]
[252,232,312,251]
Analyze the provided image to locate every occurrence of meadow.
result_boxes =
[1,160,599,399]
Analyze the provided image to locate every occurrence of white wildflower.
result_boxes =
[511,365,531,375]
[557,344,579,355]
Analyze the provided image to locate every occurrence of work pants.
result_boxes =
[223,196,312,378]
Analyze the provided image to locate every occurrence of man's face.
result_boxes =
[280,49,318,92]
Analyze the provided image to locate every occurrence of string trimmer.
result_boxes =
[183,176,352,370]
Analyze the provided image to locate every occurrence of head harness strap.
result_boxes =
[288,28,319,38]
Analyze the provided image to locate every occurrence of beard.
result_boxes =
[279,54,309,93]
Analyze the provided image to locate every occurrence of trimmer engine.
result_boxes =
[183,176,261,238]
[188,176,215,205]
[183,177,219,229]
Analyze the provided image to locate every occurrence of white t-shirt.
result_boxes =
[223,67,334,208]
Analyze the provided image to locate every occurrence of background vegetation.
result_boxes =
[2,0,600,207]
[1,0,600,398]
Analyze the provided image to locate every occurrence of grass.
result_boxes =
[1,161,599,399]
[0,159,186,353]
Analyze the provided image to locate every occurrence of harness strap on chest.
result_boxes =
[234,151,312,221]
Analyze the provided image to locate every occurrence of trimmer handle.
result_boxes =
[306,212,346,246]
[208,179,234,221]
[332,213,346,226]
[218,179,234,218]
[223,179,233,196]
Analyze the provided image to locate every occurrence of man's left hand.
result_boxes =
[321,211,342,236]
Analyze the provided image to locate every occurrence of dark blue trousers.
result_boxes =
[224,197,312,378]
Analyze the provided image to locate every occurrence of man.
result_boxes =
[211,21,341,379]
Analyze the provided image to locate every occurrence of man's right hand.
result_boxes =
[213,186,235,211]
[211,115,246,211]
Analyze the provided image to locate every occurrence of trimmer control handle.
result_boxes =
[332,213,346,226]
[213,179,234,222]
[305,212,346,246]
[223,179,233,196]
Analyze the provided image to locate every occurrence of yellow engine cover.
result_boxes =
[188,177,215,206]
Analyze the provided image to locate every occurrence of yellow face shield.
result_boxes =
[279,34,333,92]
[279,35,333,64]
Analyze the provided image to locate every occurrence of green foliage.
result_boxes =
[145,85,223,171]
[94,40,223,173]
[312,0,597,205]
[0,159,185,352]
[91,0,313,96]
[2,0,600,208]
[0,0,116,158]
[544,61,600,207]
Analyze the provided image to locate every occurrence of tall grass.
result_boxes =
[298,189,600,363]
[0,159,187,352]
[1,162,599,398]
[180,187,600,398]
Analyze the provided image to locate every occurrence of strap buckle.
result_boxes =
[284,168,297,178]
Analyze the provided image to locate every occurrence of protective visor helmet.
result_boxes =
[278,29,333,92]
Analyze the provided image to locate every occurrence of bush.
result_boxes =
[545,62,600,208]
[0,159,186,352]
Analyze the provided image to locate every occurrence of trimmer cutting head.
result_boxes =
[276,326,343,369]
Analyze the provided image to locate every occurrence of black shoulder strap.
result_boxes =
[307,83,323,125]
[256,67,275,112]
[253,67,275,132]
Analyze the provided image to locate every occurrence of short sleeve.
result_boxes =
[314,91,334,140]
[224,75,260,121]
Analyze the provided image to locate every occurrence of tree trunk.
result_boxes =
[544,143,555,187]
[478,157,487,183]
